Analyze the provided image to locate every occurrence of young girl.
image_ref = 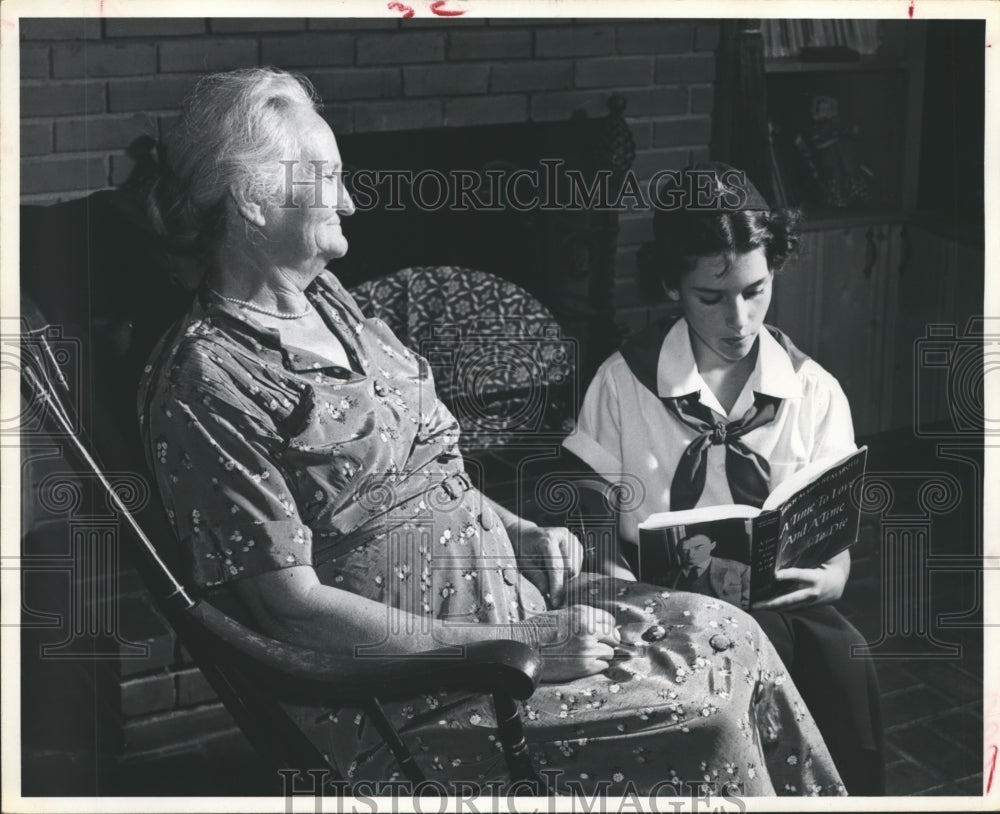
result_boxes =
[563,162,884,795]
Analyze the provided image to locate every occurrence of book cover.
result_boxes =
[636,447,868,608]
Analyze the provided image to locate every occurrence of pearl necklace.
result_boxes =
[209,288,312,319]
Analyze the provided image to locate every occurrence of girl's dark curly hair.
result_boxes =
[637,171,802,300]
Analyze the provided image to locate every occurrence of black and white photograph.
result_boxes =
[2,1,996,810]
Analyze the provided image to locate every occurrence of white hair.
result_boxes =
[149,67,320,248]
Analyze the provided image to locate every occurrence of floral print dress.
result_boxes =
[138,271,845,797]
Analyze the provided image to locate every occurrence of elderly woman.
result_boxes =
[139,67,845,796]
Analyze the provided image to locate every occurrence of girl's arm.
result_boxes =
[572,481,637,583]
[754,371,855,610]
[752,548,850,610]
[481,488,637,608]
[559,361,636,582]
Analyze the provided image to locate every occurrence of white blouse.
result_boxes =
[563,317,857,547]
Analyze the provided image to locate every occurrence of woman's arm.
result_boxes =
[232,563,619,683]
[233,564,492,653]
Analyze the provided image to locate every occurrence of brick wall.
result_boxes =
[19,16,719,769]
[20,16,719,322]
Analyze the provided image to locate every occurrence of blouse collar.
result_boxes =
[656,317,804,404]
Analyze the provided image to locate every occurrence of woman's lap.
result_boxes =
[294,578,845,797]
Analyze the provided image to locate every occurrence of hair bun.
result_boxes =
[122,136,166,188]
[129,136,222,254]
[133,68,320,255]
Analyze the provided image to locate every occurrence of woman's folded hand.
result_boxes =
[514,525,585,609]
[515,604,618,683]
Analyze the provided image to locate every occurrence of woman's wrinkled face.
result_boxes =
[668,247,773,365]
[265,108,355,266]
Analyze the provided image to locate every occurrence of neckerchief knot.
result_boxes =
[663,392,781,510]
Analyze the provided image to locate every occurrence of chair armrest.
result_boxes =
[186,600,541,705]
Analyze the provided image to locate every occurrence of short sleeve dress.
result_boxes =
[138,273,846,797]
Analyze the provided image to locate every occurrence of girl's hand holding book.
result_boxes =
[751,549,851,610]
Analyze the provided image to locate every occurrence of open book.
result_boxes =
[636,447,868,608]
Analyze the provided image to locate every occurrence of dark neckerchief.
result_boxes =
[619,317,810,510]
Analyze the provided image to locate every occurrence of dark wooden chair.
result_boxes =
[18,188,542,791]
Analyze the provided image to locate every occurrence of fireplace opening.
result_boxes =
[334,117,605,309]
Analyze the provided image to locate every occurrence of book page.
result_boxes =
[638,502,760,530]
[761,445,868,511]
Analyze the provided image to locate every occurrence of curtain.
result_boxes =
[710,18,774,204]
